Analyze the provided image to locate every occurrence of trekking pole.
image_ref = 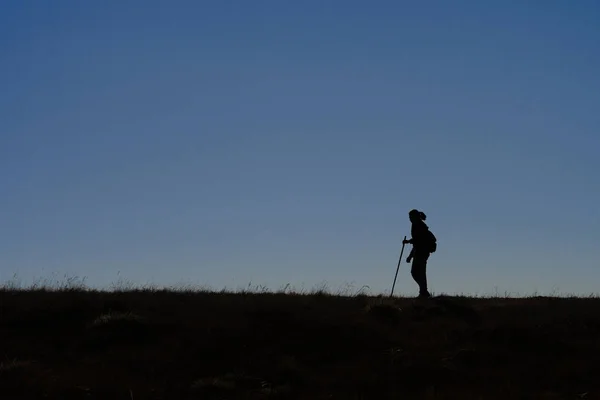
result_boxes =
[390,236,407,298]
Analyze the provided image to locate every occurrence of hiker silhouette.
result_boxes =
[403,209,436,298]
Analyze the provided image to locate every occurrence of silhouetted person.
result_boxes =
[403,209,437,298]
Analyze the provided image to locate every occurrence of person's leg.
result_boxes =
[410,258,425,294]
[419,252,431,297]
[418,260,429,297]
[411,254,430,297]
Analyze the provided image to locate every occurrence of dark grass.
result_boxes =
[1,283,600,399]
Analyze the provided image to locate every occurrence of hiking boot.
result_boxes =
[418,291,431,299]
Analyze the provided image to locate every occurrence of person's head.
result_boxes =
[409,209,427,223]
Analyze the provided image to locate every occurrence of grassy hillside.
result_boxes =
[1,287,600,399]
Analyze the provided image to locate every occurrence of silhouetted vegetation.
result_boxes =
[1,283,600,399]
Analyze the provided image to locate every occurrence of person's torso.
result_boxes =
[411,221,431,251]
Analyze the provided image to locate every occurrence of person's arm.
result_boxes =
[406,248,414,263]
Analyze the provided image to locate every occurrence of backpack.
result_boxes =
[426,229,437,253]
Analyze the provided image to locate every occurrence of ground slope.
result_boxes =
[1,290,599,399]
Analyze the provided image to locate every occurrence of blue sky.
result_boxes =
[1,1,599,295]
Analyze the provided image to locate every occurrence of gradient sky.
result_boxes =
[1,1,599,296]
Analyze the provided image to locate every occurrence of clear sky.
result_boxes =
[1,1,599,296]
